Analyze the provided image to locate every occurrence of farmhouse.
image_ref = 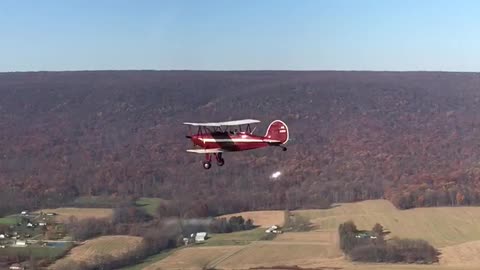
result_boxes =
[195,232,207,242]
[14,240,26,247]
[9,263,25,270]
[265,225,282,234]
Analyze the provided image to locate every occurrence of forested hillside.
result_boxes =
[2,71,480,215]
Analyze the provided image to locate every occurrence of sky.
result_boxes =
[1,0,480,72]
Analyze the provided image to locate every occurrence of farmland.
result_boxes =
[144,246,244,270]
[295,200,480,247]
[201,228,267,246]
[37,208,113,223]
[49,235,143,269]
[135,200,480,270]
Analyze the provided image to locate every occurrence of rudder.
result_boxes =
[265,120,289,144]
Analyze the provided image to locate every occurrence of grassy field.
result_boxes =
[137,200,480,270]
[37,207,113,223]
[200,228,268,246]
[0,216,17,225]
[49,235,142,269]
[135,197,167,217]
[219,210,285,228]
[0,245,71,260]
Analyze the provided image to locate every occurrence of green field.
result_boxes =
[0,246,70,260]
[200,228,269,246]
[0,216,17,225]
[135,197,166,217]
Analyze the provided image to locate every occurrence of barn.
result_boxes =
[195,232,207,242]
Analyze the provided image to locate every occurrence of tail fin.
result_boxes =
[265,120,289,144]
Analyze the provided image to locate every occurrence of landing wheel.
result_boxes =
[215,153,225,166]
[202,161,212,170]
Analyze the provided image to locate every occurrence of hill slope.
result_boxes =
[2,71,480,213]
[144,200,480,270]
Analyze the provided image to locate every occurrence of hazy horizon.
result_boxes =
[1,0,480,72]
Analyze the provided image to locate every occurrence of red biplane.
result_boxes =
[184,119,289,169]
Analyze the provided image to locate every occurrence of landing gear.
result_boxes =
[202,153,225,169]
[202,161,212,170]
[202,153,213,170]
[216,153,225,166]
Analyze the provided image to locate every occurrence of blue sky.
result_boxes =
[1,0,479,71]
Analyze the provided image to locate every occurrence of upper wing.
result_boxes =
[183,119,260,127]
[186,149,223,154]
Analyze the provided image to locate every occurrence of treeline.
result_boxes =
[283,210,312,232]
[67,205,151,241]
[389,180,480,209]
[339,221,439,264]
[210,216,255,233]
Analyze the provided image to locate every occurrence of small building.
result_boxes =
[265,225,282,234]
[39,222,47,226]
[195,232,208,242]
[20,211,28,215]
[0,234,5,239]
[9,263,25,270]
[14,240,26,247]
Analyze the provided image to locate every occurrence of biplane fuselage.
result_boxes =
[184,119,289,169]
[190,132,282,152]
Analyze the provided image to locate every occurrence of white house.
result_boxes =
[9,263,25,270]
[195,232,207,242]
[0,234,5,239]
[20,211,28,215]
[39,222,47,226]
[14,240,26,247]
[265,225,282,234]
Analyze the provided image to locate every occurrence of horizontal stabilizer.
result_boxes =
[186,149,223,154]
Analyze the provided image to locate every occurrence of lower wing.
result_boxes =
[186,149,223,154]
